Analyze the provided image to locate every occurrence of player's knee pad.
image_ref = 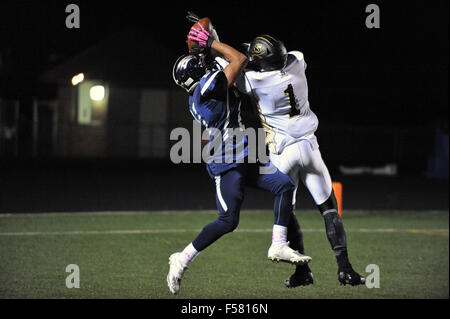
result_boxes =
[218,213,240,234]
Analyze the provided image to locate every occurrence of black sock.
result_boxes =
[336,250,352,270]
[287,210,305,254]
[294,262,311,275]
[317,190,350,269]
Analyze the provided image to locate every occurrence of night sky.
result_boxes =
[0,0,448,127]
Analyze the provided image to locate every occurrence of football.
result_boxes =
[186,17,218,54]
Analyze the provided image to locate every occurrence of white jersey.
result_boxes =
[237,51,319,155]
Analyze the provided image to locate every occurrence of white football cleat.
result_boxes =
[167,252,187,295]
[268,242,312,265]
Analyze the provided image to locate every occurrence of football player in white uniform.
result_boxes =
[236,35,365,287]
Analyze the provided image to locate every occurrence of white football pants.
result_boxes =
[269,139,333,206]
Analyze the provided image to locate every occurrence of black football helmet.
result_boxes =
[173,54,207,94]
[247,35,288,72]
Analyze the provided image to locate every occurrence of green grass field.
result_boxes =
[0,210,448,299]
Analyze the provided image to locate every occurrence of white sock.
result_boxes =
[272,225,288,245]
[179,243,199,268]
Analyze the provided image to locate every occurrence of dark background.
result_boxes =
[1,1,448,126]
[0,1,448,213]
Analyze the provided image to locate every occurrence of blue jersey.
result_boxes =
[189,68,248,176]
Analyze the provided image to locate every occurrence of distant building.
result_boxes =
[39,27,190,159]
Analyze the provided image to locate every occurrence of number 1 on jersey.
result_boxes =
[284,84,300,117]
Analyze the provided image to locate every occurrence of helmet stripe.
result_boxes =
[263,34,278,42]
[255,36,274,46]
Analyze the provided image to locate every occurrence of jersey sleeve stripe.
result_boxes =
[201,71,221,95]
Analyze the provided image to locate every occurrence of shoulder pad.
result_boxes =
[289,51,305,62]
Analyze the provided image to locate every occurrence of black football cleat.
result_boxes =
[338,266,366,286]
[284,264,314,288]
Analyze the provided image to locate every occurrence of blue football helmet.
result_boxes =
[172,54,207,94]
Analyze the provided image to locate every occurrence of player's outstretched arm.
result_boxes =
[210,41,247,88]
[188,24,247,88]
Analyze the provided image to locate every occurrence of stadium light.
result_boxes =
[71,73,85,86]
[89,85,105,101]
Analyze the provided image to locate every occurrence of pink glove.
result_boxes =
[188,23,214,49]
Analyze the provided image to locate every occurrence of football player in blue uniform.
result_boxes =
[167,24,311,295]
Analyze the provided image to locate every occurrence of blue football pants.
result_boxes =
[192,163,295,251]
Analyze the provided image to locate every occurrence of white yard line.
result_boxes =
[0,210,220,217]
[0,228,448,237]
[0,209,447,217]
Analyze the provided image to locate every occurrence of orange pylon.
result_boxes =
[332,182,343,218]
